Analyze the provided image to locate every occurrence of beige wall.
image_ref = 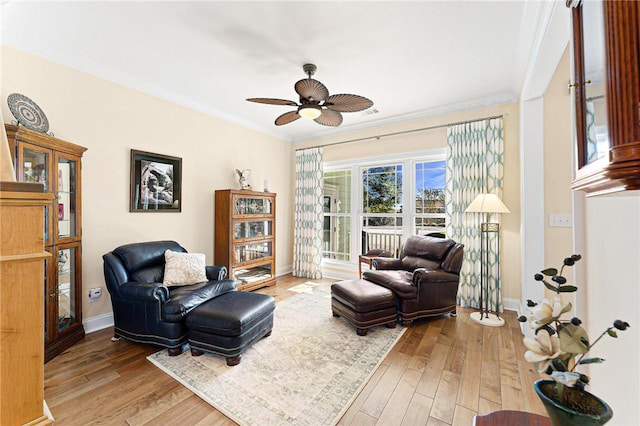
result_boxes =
[0,110,16,181]
[1,47,294,322]
[297,103,522,303]
[543,47,574,278]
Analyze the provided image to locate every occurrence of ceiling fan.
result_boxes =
[247,63,373,127]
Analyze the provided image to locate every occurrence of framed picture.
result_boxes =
[130,150,182,212]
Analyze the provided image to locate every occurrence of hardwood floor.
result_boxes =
[44,275,547,425]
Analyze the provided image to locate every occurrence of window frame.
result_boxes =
[361,162,404,257]
[322,172,351,261]
[322,148,446,268]
[412,157,447,236]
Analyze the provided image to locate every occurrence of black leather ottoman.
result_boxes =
[185,291,275,366]
[331,279,397,336]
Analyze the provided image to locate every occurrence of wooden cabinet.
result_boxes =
[5,124,87,362]
[0,183,54,425]
[569,0,640,194]
[215,189,276,291]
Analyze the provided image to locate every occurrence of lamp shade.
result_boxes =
[465,193,510,214]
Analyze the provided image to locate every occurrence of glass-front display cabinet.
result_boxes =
[46,243,82,350]
[5,124,87,362]
[569,0,640,194]
[215,189,276,291]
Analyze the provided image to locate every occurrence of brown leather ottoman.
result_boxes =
[331,279,397,336]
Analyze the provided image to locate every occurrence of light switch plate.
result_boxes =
[549,213,573,228]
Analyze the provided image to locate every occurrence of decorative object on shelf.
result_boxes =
[58,249,68,273]
[58,169,64,191]
[130,150,182,212]
[6,93,52,135]
[518,255,630,426]
[235,169,252,189]
[263,178,269,192]
[464,193,510,326]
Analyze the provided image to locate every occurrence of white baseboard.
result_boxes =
[276,265,293,277]
[322,270,358,281]
[43,400,54,422]
[83,312,114,334]
[503,297,535,338]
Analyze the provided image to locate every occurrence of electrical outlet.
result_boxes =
[88,287,102,302]
[548,213,573,228]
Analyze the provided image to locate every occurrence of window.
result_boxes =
[361,164,403,257]
[323,149,446,264]
[322,170,351,261]
[413,160,446,235]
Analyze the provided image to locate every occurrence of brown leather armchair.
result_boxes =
[362,235,464,325]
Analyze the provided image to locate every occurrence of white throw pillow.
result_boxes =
[163,250,207,286]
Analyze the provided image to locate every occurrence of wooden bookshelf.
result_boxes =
[214,189,276,291]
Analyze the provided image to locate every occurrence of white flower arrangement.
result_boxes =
[518,255,630,394]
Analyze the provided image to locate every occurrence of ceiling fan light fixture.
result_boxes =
[298,104,322,120]
[247,63,373,127]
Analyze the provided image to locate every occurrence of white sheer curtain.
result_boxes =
[292,147,324,279]
[445,118,505,310]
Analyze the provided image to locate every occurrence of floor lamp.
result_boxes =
[465,193,510,327]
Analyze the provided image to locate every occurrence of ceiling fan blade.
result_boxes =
[247,98,298,106]
[275,111,301,126]
[294,79,329,102]
[324,94,373,112]
[314,109,343,127]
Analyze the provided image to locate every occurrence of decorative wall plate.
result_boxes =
[7,93,50,133]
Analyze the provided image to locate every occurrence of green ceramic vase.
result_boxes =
[534,379,613,426]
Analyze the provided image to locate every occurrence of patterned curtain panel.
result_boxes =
[585,101,598,163]
[292,147,324,279]
[445,118,504,311]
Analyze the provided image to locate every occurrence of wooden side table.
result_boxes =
[358,249,393,278]
[472,410,550,426]
[358,255,375,278]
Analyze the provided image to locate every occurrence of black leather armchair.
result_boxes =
[103,240,236,355]
[363,235,464,325]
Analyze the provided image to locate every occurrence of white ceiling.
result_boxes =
[1,1,546,143]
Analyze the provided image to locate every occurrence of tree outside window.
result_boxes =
[362,165,403,255]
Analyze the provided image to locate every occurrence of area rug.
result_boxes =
[147,284,405,426]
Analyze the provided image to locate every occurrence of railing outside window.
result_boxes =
[361,227,403,257]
